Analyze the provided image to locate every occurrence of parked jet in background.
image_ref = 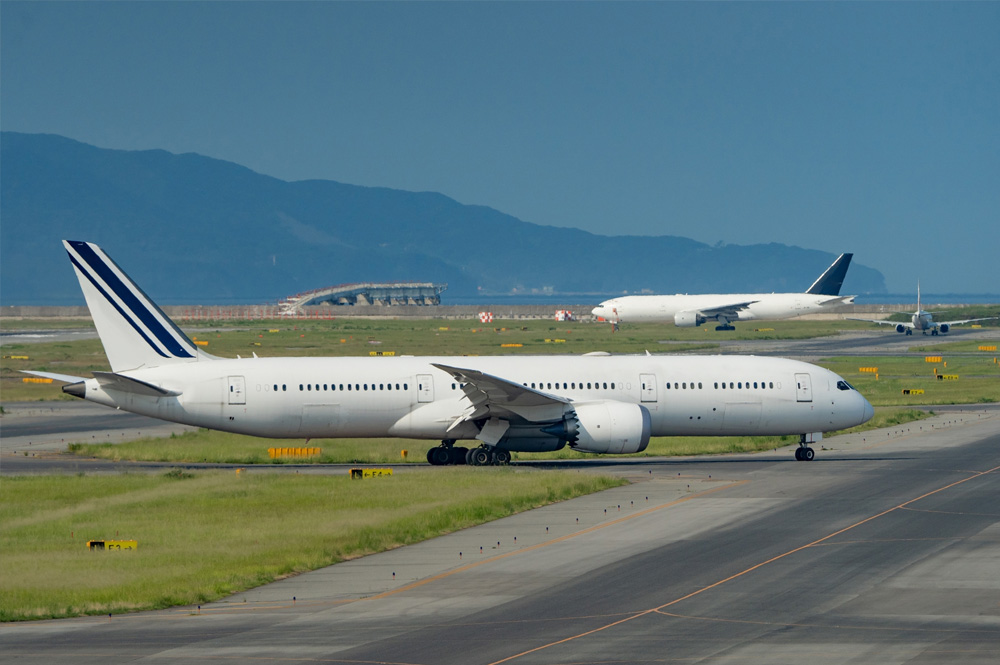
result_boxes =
[592,253,855,331]
[26,242,872,463]
[849,284,997,336]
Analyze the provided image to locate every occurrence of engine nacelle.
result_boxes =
[895,324,907,334]
[939,324,950,334]
[552,401,651,454]
[674,310,705,327]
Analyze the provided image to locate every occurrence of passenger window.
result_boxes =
[769,382,774,389]
[698,382,702,389]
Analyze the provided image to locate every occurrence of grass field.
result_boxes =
[0,468,625,621]
[821,353,1000,406]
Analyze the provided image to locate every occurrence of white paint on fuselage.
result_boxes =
[76,354,872,442]
[592,293,852,324]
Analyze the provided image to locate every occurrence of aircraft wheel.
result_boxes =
[468,447,490,466]
[427,448,437,465]
[429,446,450,466]
[494,449,511,465]
[794,448,803,461]
[449,446,469,465]
[802,447,815,461]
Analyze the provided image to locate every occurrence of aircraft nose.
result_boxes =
[861,396,874,424]
[592,305,607,318]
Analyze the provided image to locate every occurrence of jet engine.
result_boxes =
[542,401,651,454]
[939,324,950,333]
[895,324,907,333]
[674,310,706,327]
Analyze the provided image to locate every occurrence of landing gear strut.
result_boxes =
[795,435,815,461]
[426,440,470,466]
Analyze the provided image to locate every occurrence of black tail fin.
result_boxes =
[806,253,853,296]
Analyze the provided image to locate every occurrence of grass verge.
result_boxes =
[0,468,625,621]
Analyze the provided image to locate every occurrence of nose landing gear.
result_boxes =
[795,433,817,461]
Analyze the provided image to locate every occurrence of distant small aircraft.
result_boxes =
[849,284,997,336]
[592,253,855,331]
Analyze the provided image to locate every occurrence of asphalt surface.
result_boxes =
[2,409,999,663]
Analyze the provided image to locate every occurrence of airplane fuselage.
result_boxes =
[592,293,851,325]
[72,354,872,448]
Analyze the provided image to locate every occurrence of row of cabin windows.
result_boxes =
[667,381,777,390]
[265,379,780,394]
[523,381,616,390]
[269,383,410,392]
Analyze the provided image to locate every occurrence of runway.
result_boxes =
[3,408,998,663]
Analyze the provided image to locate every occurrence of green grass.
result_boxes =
[818,355,1000,406]
[0,469,625,621]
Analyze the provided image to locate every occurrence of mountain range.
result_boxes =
[1,132,886,305]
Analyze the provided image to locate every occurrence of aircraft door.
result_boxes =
[640,373,657,403]
[228,376,246,405]
[417,374,434,403]
[794,373,813,402]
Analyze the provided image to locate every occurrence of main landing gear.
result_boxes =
[795,434,816,461]
[426,441,511,466]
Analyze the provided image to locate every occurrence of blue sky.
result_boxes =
[3,2,998,293]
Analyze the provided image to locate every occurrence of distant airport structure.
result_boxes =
[279,282,447,315]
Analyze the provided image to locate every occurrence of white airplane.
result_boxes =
[592,253,855,331]
[849,284,997,336]
[26,241,873,463]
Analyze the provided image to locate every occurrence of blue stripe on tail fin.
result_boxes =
[63,240,202,371]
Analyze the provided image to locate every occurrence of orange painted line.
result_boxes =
[488,464,1000,665]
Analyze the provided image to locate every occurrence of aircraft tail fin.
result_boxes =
[63,240,208,372]
[806,253,853,296]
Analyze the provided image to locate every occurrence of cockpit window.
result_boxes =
[836,380,854,391]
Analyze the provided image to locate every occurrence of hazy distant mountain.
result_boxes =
[1,132,886,305]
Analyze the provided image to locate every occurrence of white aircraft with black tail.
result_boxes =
[26,241,873,464]
[592,253,855,330]
[849,284,998,336]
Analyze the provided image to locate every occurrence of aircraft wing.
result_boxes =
[938,316,999,327]
[847,317,913,329]
[432,363,571,433]
[696,300,759,320]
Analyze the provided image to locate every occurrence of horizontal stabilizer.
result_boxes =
[93,371,181,397]
[20,370,86,384]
